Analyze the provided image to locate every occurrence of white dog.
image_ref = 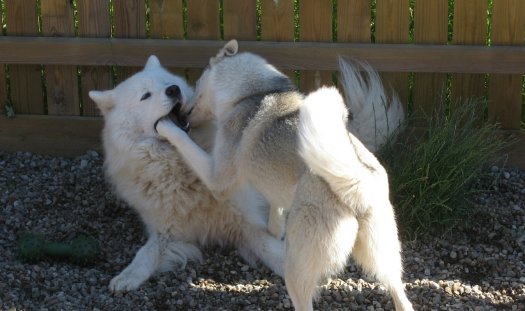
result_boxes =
[156,40,412,310]
[89,55,285,292]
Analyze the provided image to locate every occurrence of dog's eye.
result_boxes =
[140,92,151,101]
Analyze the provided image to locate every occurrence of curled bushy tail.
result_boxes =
[298,87,386,209]
[339,58,404,153]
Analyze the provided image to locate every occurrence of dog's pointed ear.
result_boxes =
[222,39,238,56]
[89,90,114,115]
[210,39,239,66]
[144,55,161,70]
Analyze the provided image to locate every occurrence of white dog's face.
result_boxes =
[89,56,193,137]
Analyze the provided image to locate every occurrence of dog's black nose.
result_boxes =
[165,85,181,99]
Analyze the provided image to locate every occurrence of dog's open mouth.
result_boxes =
[169,101,190,132]
[155,101,190,134]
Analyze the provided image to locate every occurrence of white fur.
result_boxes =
[157,41,412,310]
[89,56,284,292]
[298,87,413,311]
[339,58,404,152]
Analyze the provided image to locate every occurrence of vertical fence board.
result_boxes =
[77,0,111,116]
[261,0,295,79]
[488,0,524,129]
[412,0,448,122]
[223,0,256,40]
[452,0,487,108]
[338,0,371,43]
[0,3,5,114]
[150,0,183,39]
[5,0,43,114]
[186,0,220,84]
[149,0,184,77]
[41,0,79,116]
[113,0,147,82]
[299,0,333,92]
[375,0,409,108]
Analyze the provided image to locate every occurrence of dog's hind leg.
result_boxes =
[240,225,286,277]
[351,204,414,311]
[285,202,358,311]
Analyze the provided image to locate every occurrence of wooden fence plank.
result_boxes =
[488,0,524,130]
[452,0,488,109]
[223,0,256,40]
[1,38,524,74]
[299,0,333,92]
[149,0,185,77]
[0,3,5,114]
[261,0,295,80]
[5,0,43,114]
[186,0,220,84]
[150,0,183,39]
[77,0,111,116]
[375,0,410,108]
[41,0,79,116]
[412,0,448,122]
[113,0,146,82]
[337,0,371,43]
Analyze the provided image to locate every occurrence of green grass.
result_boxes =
[378,99,512,239]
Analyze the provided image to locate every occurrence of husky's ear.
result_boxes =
[210,39,239,66]
[144,55,161,70]
[89,90,114,115]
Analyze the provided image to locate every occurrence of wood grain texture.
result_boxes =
[223,0,257,40]
[261,0,295,80]
[149,0,185,77]
[261,0,294,41]
[376,0,410,108]
[412,0,448,123]
[77,0,112,116]
[488,0,525,129]
[5,0,44,114]
[299,0,333,92]
[41,0,79,116]
[113,0,146,82]
[150,0,183,39]
[337,0,371,43]
[0,115,103,156]
[451,0,488,108]
[185,0,220,84]
[0,37,524,74]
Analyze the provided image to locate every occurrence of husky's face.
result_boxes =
[89,56,193,137]
[184,40,239,126]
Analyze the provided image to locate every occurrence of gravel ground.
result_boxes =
[1,150,524,311]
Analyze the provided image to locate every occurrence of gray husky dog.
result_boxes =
[156,40,413,310]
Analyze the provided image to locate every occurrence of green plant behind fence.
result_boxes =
[378,99,511,238]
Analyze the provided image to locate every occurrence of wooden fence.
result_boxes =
[0,0,524,159]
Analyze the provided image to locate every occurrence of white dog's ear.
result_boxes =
[144,55,161,70]
[89,90,114,115]
[210,39,238,66]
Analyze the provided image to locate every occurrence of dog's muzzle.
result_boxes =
[154,85,191,134]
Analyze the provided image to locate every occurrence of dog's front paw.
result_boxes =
[109,270,147,292]
[155,117,185,139]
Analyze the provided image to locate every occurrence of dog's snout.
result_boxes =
[165,85,181,99]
